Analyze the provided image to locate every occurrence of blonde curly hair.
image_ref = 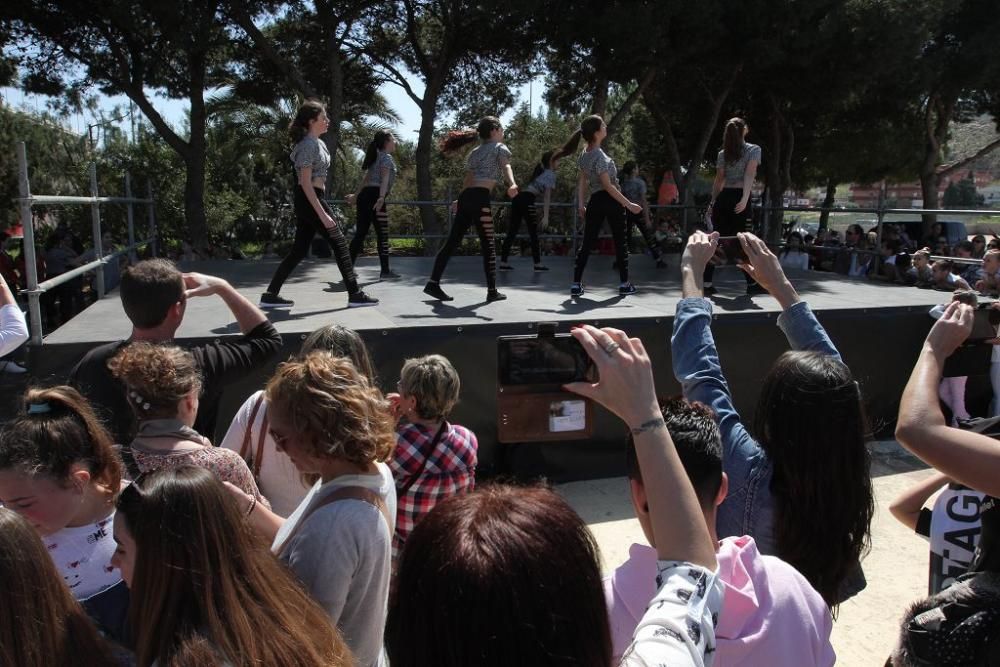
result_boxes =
[107,343,202,419]
[265,351,394,466]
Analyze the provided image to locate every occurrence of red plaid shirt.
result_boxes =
[390,420,477,559]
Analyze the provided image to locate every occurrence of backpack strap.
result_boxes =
[278,485,393,557]
[397,421,448,497]
[238,393,266,477]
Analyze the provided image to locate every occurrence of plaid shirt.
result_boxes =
[390,420,477,559]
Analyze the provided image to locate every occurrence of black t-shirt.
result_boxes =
[970,495,1000,574]
[70,321,283,445]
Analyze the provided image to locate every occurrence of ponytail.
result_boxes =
[289,100,326,145]
[439,116,504,156]
[559,115,605,158]
[362,130,394,170]
[723,117,747,164]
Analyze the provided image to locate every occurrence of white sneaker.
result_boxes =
[0,360,27,374]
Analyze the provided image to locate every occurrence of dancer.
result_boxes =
[347,130,399,280]
[499,149,562,272]
[424,116,517,303]
[620,161,666,268]
[706,117,762,295]
[562,115,642,297]
[260,100,377,309]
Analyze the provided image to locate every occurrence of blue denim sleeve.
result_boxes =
[775,301,842,362]
[671,298,760,465]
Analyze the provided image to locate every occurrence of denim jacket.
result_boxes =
[671,298,841,554]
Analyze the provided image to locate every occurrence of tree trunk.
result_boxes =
[763,101,785,243]
[414,79,444,252]
[591,73,609,117]
[605,67,655,139]
[819,178,836,230]
[185,57,209,250]
[919,94,953,237]
[324,27,346,191]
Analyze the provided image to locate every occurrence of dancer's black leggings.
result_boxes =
[704,187,754,285]
[574,191,628,284]
[266,186,359,296]
[625,210,662,260]
[500,191,541,264]
[349,186,390,272]
[430,187,496,291]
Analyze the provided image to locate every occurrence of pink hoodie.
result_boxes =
[603,536,835,666]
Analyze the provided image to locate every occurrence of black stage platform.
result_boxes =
[32,255,949,481]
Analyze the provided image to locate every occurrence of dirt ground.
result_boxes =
[558,444,935,667]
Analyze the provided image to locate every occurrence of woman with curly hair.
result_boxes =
[232,350,397,667]
[108,342,268,506]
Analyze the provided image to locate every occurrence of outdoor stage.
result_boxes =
[36,255,956,481]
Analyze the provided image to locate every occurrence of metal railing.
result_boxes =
[14,141,158,345]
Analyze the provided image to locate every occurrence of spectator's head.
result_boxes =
[845,224,864,246]
[107,343,202,426]
[754,351,874,608]
[0,387,122,538]
[935,237,950,255]
[120,259,185,332]
[913,248,931,269]
[881,238,901,257]
[932,259,954,283]
[265,351,394,472]
[954,240,975,258]
[626,398,726,546]
[787,231,803,248]
[621,160,638,179]
[395,354,461,422]
[386,484,611,667]
[0,507,117,667]
[301,324,376,384]
[804,233,815,246]
[983,249,1000,275]
[988,237,1000,252]
[972,234,986,256]
[113,466,350,667]
[951,290,979,307]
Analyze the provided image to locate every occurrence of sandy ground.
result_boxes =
[558,444,936,667]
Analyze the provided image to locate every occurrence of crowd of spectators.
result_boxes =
[1,230,999,666]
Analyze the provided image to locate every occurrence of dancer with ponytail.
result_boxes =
[260,100,378,309]
[499,149,563,272]
[706,117,762,295]
[424,116,518,303]
[347,130,399,280]
[621,161,667,269]
[564,115,643,297]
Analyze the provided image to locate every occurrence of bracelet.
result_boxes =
[245,494,258,517]
[631,417,667,436]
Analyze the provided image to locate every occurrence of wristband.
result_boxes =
[631,417,667,436]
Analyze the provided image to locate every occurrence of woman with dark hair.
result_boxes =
[260,100,377,309]
[220,323,378,517]
[499,148,563,272]
[424,116,518,303]
[778,231,810,270]
[0,507,120,667]
[347,130,399,279]
[674,230,874,609]
[705,117,762,295]
[0,386,129,642]
[620,161,667,268]
[387,323,724,667]
[111,466,352,667]
[562,115,643,297]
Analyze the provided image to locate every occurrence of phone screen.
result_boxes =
[497,334,594,385]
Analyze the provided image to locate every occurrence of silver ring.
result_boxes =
[602,341,621,356]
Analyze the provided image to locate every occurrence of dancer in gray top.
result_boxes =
[347,130,399,279]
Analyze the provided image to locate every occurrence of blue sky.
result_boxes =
[1,74,548,142]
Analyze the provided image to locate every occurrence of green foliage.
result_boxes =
[942,175,984,208]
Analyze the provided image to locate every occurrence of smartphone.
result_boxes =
[497,333,595,386]
[715,235,749,263]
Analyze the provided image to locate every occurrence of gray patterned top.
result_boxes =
[621,176,647,203]
[578,147,619,196]
[716,143,762,189]
[290,135,330,182]
[362,151,397,194]
[466,141,512,181]
[523,168,557,195]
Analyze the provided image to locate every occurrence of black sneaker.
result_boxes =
[498,263,514,271]
[487,289,507,302]
[259,292,294,308]
[423,282,453,301]
[704,285,718,296]
[746,283,768,297]
[348,291,379,308]
[619,282,638,296]
[379,270,402,280]
[533,264,549,272]
[570,283,585,297]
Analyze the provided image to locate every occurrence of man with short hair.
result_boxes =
[604,398,835,666]
[931,259,972,292]
[71,258,282,445]
[976,249,1000,297]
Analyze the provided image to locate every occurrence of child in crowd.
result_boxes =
[108,342,268,505]
[906,248,934,287]
[604,398,835,666]
[112,466,352,667]
[931,259,972,292]
[387,354,477,560]
[0,387,129,642]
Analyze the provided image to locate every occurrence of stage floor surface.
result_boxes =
[46,255,947,345]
